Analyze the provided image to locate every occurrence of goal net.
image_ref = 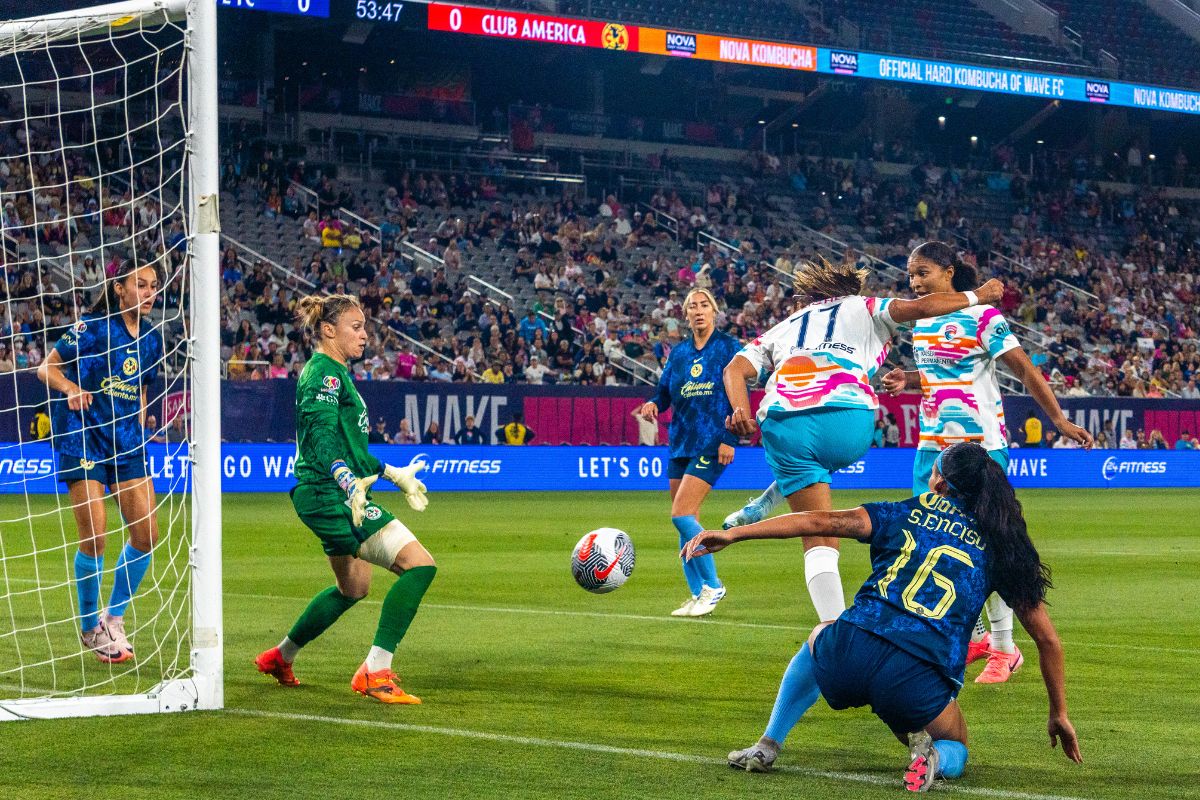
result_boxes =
[0,0,220,720]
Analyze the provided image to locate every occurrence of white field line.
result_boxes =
[225,591,1199,656]
[228,708,1090,800]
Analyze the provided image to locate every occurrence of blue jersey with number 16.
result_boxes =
[841,493,993,687]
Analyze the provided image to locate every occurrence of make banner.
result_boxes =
[2,442,1196,493]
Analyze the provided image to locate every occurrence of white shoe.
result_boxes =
[670,596,698,617]
[103,612,134,658]
[904,731,940,793]
[80,621,131,664]
[688,585,727,616]
[723,497,769,530]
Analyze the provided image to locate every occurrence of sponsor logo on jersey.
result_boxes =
[689,362,703,378]
[830,50,859,74]
[665,31,696,56]
[123,357,138,376]
[1102,456,1166,480]
[322,376,341,392]
[601,23,629,50]
[358,410,369,434]
[1085,81,1110,102]
[99,375,139,401]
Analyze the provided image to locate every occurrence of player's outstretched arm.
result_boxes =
[1000,348,1093,448]
[888,279,1005,324]
[1015,602,1083,764]
[382,461,429,511]
[682,507,872,559]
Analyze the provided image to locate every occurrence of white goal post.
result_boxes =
[0,0,220,720]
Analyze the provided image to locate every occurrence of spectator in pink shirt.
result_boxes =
[394,343,418,379]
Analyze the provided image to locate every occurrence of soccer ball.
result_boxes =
[571,528,635,594]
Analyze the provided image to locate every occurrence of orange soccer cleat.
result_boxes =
[351,662,422,704]
[966,632,992,665]
[975,646,1024,684]
[255,646,300,687]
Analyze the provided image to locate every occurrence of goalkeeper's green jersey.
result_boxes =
[294,352,381,496]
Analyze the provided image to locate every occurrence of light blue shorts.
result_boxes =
[760,407,876,496]
[912,447,1009,495]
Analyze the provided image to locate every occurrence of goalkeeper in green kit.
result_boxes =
[255,294,436,704]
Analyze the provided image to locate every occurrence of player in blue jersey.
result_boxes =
[681,443,1082,792]
[880,242,1092,684]
[637,288,741,617]
[38,262,165,663]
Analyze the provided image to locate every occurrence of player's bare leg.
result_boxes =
[68,480,127,663]
[104,476,160,657]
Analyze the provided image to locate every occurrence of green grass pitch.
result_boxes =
[0,488,1197,799]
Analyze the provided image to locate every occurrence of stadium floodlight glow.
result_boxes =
[0,0,222,722]
[937,115,946,129]
[970,135,979,144]
[1037,139,1045,144]
[792,122,799,128]
[1149,153,1157,161]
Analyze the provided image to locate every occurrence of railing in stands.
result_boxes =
[462,274,655,386]
[639,202,678,240]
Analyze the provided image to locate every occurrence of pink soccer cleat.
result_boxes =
[975,646,1024,684]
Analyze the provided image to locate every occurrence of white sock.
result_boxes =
[970,615,988,644]
[757,482,785,514]
[986,594,1015,653]
[365,645,393,673]
[277,637,299,664]
[804,546,845,622]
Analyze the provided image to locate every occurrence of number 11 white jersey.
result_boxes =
[737,295,902,420]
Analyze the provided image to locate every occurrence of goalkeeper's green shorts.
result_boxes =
[290,484,396,558]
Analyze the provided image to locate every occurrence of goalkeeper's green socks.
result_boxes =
[366,566,437,672]
[281,586,361,661]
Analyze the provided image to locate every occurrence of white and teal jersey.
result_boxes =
[738,295,901,420]
[911,306,1020,452]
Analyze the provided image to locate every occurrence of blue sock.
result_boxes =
[74,551,104,631]
[671,516,704,596]
[674,514,722,588]
[933,740,968,779]
[107,543,152,617]
[763,643,822,744]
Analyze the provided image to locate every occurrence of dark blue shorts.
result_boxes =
[811,619,957,734]
[667,454,727,486]
[57,452,149,486]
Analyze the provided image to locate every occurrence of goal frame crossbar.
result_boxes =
[0,0,222,722]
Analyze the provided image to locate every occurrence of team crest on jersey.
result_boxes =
[690,362,703,378]
[122,357,138,376]
[365,506,382,521]
[73,320,88,334]
[941,324,959,341]
[322,376,341,392]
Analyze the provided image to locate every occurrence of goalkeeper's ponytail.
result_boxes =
[296,294,362,340]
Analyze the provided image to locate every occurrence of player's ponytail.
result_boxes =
[937,442,1051,614]
[910,241,979,292]
[295,294,361,340]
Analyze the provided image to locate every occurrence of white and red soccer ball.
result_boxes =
[571,528,635,594]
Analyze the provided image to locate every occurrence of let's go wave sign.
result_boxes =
[426,2,1200,115]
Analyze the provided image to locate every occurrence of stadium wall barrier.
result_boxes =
[2,374,1198,446]
[2,443,1197,494]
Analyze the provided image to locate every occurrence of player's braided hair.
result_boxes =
[89,260,161,315]
[791,255,868,301]
[937,442,1051,613]
[909,241,980,292]
[295,294,361,339]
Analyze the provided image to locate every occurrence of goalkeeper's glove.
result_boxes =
[332,460,378,527]
[382,461,429,512]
